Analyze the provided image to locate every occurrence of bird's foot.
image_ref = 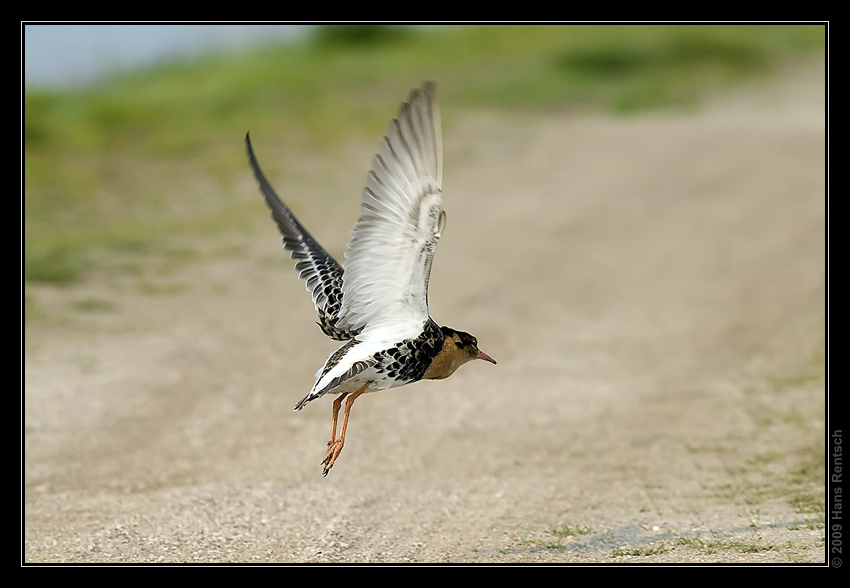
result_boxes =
[321,439,344,476]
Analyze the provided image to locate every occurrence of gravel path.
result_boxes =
[24,60,826,563]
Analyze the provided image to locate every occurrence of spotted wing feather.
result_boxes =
[245,133,359,340]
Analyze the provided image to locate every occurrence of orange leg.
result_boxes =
[321,384,368,476]
[327,394,345,447]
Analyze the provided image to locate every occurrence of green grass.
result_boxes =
[69,297,118,313]
[24,24,825,296]
[677,536,777,555]
[545,524,591,548]
[523,523,592,549]
[611,544,670,557]
[551,524,591,538]
[787,513,825,531]
[724,362,825,514]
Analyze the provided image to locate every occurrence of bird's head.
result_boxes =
[443,327,496,365]
[423,326,496,380]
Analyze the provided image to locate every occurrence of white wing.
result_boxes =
[336,81,445,337]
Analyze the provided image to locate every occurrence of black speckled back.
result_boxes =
[372,319,444,383]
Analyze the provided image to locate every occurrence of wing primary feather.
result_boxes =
[246,132,356,340]
[248,82,443,341]
[336,82,444,336]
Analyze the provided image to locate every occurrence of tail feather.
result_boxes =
[293,358,374,411]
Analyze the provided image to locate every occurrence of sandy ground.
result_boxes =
[24,61,826,564]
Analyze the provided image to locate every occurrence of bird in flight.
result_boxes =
[246,81,495,476]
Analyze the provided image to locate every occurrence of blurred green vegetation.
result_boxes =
[24,24,824,295]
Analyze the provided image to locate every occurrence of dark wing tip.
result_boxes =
[244,132,298,240]
[245,131,253,156]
